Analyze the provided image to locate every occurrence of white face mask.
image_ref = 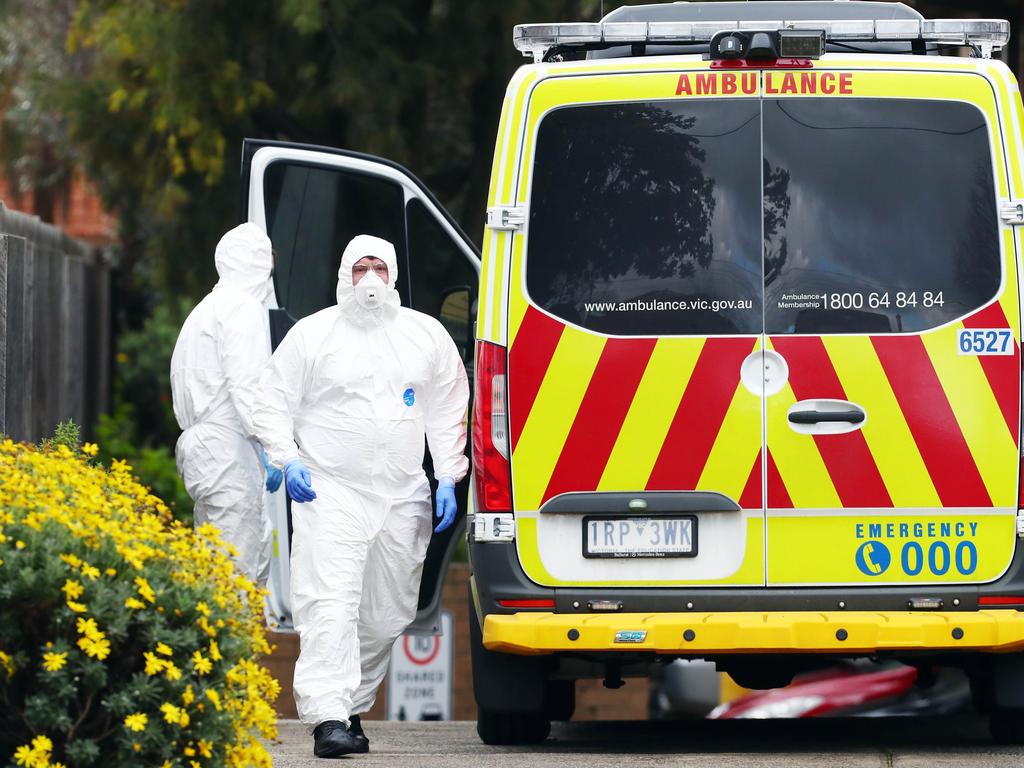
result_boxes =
[354,271,387,310]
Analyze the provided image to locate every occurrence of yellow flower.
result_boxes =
[14,734,53,767]
[124,712,148,731]
[184,746,196,757]
[42,651,67,672]
[205,688,222,710]
[59,553,82,569]
[135,576,156,603]
[76,617,101,639]
[13,745,32,766]
[77,634,111,660]
[124,597,146,609]
[156,642,173,657]
[80,564,100,580]
[105,567,117,576]
[66,600,87,613]
[15,540,25,549]
[0,650,15,678]
[61,579,84,599]
[82,442,99,457]
[143,652,166,676]
[198,739,213,758]
[193,650,212,676]
[208,639,222,661]
[164,662,182,681]
[159,702,189,726]
[196,601,210,617]
[182,684,195,705]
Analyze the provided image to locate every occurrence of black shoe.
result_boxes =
[313,720,364,758]
[348,715,370,752]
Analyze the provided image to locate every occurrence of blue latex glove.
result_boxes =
[260,446,283,493]
[434,478,457,533]
[285,460,316,503]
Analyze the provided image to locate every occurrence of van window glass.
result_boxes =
[406,198,477,364]
[264,162,408,320]
[526,99,763,336]
[763,98,1000,334]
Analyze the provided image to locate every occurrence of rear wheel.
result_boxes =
[476,710,551,745]
[469,588,553,744]
[990,710,1024,744]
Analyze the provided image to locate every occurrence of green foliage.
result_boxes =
[95,406,194,524]
[0,440,278,767]
[114,296,193,448]
[40,420,82,453]
[89,295,195,522]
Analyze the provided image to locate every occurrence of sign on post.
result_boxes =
[386,610,453,721]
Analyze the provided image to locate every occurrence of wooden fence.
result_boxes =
[0,202,113,442]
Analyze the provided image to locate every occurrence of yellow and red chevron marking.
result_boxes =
[508,306,763,513]
[767,300,1020,512]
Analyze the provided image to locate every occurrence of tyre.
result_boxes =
[469,587,553,744]
[476,709,552,745]
[990,710,1024,744]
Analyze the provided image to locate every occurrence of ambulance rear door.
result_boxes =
[506,70,767,589]
[761,67,1021,586]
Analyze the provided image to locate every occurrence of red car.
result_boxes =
[708,662,970,719]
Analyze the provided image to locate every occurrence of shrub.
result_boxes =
[0,437,279,767]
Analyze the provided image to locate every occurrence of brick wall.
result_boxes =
[265,563,650,722]
[0,171,117,246]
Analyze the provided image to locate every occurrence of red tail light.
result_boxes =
[498,599,555,609]
[980,596,1024,607]
[473,341,512,511]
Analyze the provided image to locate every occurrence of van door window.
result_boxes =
[406,198,477,365]
[763,98,1000,334]
[526,99,763,336]
[263,162,409,320]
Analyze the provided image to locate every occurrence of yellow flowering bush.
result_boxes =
[0,437,279,767]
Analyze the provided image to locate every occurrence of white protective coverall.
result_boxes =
[171,222,275,585]
[253,234,469,727]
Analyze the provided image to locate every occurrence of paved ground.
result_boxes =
[269,717,1024,767]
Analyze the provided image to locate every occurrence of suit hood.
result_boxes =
[214,222,274,302]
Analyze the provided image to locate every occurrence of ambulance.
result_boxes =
[244,0,1024,746]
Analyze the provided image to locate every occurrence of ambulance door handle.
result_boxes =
[787,399,867,435]
[788,410,864,425]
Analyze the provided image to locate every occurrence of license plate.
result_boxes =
[583,516,697,559]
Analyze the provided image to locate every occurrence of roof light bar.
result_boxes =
[513,19,1011,62]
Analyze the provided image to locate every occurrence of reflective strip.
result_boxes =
[824,335,941,509]
[765,337,841,509]
[772,336,891,508]
[508,307,565,453]
[483,610,1024,655]
[647,338,757,492]
[738,448,763,510]
[543,338,657,503]
[961,301,1020,440]
[766,450,792,508]
[873,336,992,507]
[512,328,605,512]
[921,325,1018,507]
[697,371,762,504]
[597,337,704,492]
[999,229,1021,346]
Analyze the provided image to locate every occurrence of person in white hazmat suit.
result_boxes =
[253,234,469,758]
[170,223,283,587]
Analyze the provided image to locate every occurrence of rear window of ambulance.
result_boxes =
[763,98,1000,334]
[526,99,763,336]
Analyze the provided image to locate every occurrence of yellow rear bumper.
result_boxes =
[482,610,1024,655]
